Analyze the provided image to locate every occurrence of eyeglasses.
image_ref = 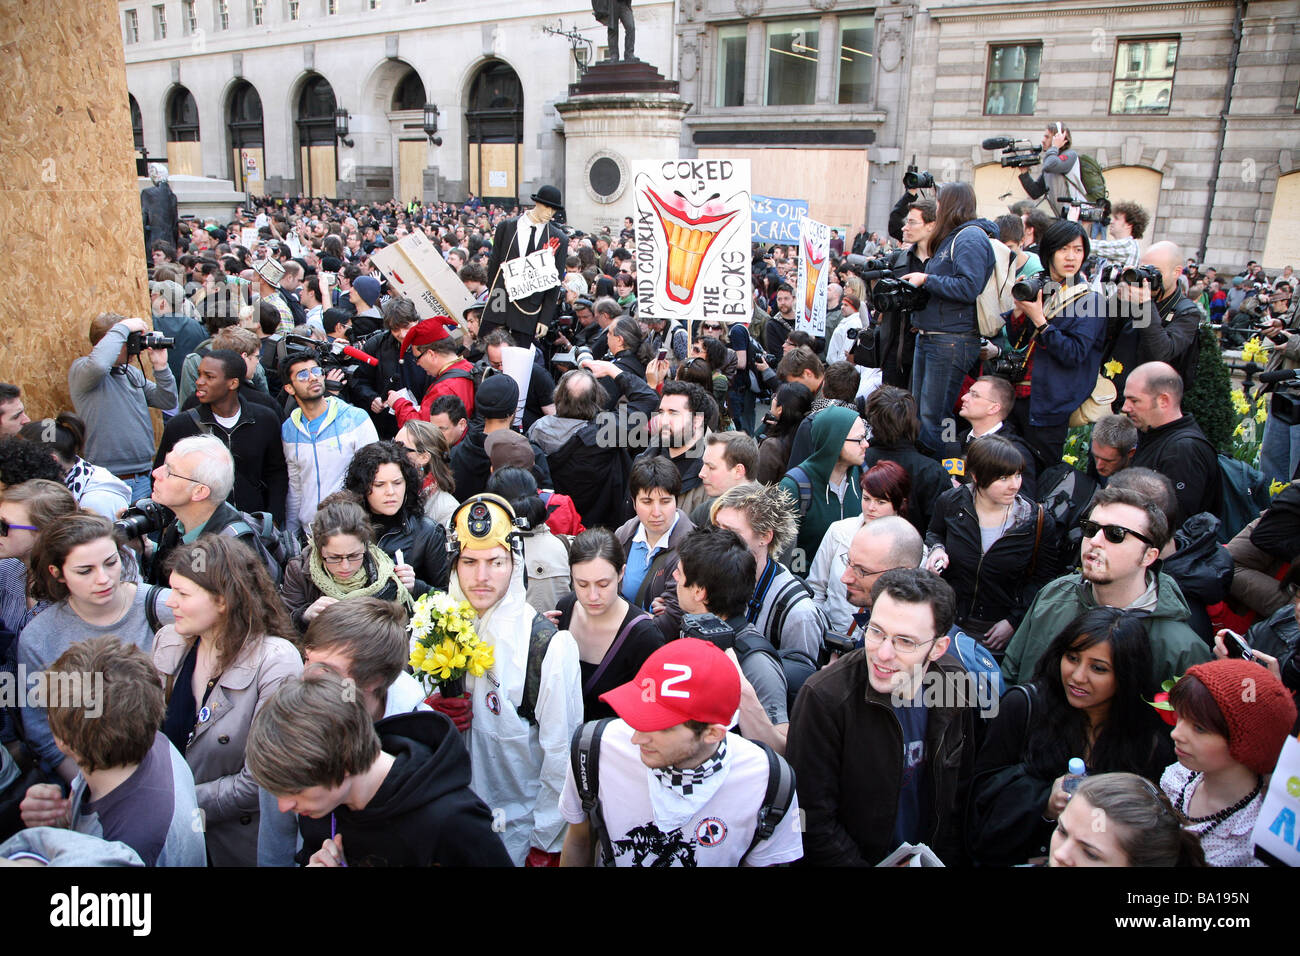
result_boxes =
[293,366,325,382]
[0,518,38,537]
[862,622,936,655]
[845,434,869,445]
[1079,519,1154,547]
[846,561,903,581]
[164,464,204,485]
[321,551,366,567]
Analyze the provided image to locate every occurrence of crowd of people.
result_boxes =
[0,143,1296,869]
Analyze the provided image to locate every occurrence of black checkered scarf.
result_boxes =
[651,738,728,796]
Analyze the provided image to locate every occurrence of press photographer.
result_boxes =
[990,220,1108,467]
[1088,200,1149,272]
[68,314,177,504]
[898,182,995,457]
[999,123,1087,218]
[1104,241,1202,400]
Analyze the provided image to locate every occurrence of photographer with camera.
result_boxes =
[1016,123,1087,219]
[1088,200,1148,272]
[69,314,178,505]
[899,182,995,458]
[349,298,432,440]
[1106,241,1202,401]
[994,220,1108,467]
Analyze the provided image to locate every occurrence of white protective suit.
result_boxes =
[452,561,584,865]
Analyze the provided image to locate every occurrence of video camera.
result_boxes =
[551,344,596,373]
[868,276,930,315]
[125,330,175,355]
[1059,196,1110,226]
[842,254,894,282]
[982,136,1044,169]
[1258,369,1300,427]
[275,333,379,394]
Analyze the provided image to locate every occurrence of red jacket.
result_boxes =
[540,491,585,537]
[394,358,476,426]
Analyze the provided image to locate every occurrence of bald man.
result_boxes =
[1106,240,1202,406]
[1122,361,1222,521]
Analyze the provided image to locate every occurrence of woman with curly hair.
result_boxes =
[344,441,448,593]
[153,534,301,866]
[280,492,415,634]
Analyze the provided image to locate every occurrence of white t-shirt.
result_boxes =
[213,410,240,430]
[560,720,803,867]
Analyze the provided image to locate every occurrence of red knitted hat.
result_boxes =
[399,316,459,356]
[1184,659,1297,775]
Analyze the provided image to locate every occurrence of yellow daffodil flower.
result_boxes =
[1270,480,1290,497]
[1103,359,1123,379]
[1062,454,1078,466]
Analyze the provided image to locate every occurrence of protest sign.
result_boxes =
[633,159,751,324]
[751,195,809,245]
[370,230,478,325]
[794,215,831,336]
[500,248,560,303]
[1252,735,1300,866]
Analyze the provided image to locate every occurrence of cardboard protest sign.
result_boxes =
[794,215,831,337]
[751,195,809,245]
[501,248,560,303]
[632,159,751,325]
[370,231,479,325]
[1252,735,1300,866]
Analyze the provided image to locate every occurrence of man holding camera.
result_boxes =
[1106,241,1202,401]
[1018,123,1087,218]
[69,314,178,504]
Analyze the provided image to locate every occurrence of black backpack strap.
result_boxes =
[742,741,796,865]
[144,584,163,633]
[570,718,615,866]
[518,612,559,726]
[185,407,214,437]
[769,575,812,646]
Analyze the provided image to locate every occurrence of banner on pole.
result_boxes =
[632,159,751,325]
[794,216,831,337]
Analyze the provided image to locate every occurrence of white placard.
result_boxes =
[240,227,259,249]
[501,248,560,302]
[370,230,479,324]
[499,345,536,429]
[795,215,831,337]
[488,170,508,188]
[1252,735,1300,866]
[632,158,751,324]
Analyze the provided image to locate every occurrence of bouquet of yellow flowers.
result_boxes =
[407,591,494,699]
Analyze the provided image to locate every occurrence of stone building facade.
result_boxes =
[121,0,674,205]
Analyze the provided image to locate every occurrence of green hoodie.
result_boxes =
[1000,570,1213,686]
[779,405,863,571]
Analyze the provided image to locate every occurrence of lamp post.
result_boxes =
[422,102,442,146]
[334,108,354,148]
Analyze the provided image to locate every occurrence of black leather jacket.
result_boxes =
[375,512,450,593]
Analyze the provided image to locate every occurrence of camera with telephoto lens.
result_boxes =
[1012,270,1051,303]
[551,344,594,372]
[1120,264,1164,298]
[903,164,935,190]
[125,330,176,355]
[842,254,894,282]
[987,350,1031,385]
[982,136,1044,169]
[868,276,930,315]
[113,498,175,540]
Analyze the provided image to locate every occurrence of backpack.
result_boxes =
[1216,454,1272,544]
[223,511,302,586]
[517,611,561,726]
[733,626,818,714]
[959,226,1015,338]
[947,628,1006,713]
[784,466,813,518]
[1077,154,1109,205]
[569,717,796,866]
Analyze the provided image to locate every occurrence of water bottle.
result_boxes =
[1061,757,1087,797]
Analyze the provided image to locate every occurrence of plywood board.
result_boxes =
[697,148,868,241]
[398,139,425,203]
[471,142,517,198]
[167,140,201,176]
[300,144,336,198]
[1261,172,1300,272]
[0,0,152,422]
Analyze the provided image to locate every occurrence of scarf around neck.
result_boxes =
[307,543,412,606]
[646,737,730,832]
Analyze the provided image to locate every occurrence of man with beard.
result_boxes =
[1000,486,1211,686]
[637,381,711,517]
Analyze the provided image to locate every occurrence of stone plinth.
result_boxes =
[556,68,691,233]
[139,174,246,222]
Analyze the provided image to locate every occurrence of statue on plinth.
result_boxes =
[592,0,635,62]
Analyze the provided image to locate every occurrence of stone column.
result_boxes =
[0,1,152,417]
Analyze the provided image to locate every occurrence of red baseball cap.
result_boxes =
[400,316,460,356]
[599,638,740,732]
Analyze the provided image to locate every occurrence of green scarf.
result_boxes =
[307,543,413,607]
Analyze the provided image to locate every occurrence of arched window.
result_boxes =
[466,60,523,202]
[227,81,264,192]
[165,86,201,175]
[392,69,426,112]
[296,74,337,197]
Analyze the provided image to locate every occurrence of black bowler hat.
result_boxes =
[530,185,564,213]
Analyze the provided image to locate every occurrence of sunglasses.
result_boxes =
[293,366,325,382]
[1079,519,1154,547]
[0,518,38,537]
